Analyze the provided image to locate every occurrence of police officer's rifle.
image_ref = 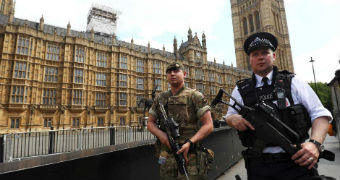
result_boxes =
[212,88,334,161]
[158,102,190,180]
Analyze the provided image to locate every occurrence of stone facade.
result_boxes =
[0,0,250,133]
[230,0,294,72]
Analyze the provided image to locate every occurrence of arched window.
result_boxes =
[272,12,278,31]
[277,14,283,33]
[249,15,254,32]
[243,17,248,35]
[255,11,260,30]
[282,50,287,69]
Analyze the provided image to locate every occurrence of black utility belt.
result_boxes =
[245,152,292,163]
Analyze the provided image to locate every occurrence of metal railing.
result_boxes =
[0,126,155,163]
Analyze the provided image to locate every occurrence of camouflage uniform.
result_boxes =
[149,87,211,180]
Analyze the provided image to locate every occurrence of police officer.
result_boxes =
[147,62,214,180]
[225,32,332,180]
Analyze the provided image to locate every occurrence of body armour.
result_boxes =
[236,66,311,149]
[149,87,211,144]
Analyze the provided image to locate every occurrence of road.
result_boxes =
[216,135,340,180]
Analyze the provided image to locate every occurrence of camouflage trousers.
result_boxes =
[160,151,208,180]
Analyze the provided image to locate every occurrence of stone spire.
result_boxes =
[202,32,206,48]
[91,28,94,41]
[147,41,150,53]
[39,15,44,31]
[162,45,165,55]
[188,27,192,41]
[67,22,71,36]
[130,38,134,49]
[8,1,15,24]
[112,32,116,45]
[173,36,177,56]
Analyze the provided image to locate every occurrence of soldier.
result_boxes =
[147,62,214,180]
[225,32,333,179]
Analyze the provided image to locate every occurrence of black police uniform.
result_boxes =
[236,32,318,180]
[237,66,316,180]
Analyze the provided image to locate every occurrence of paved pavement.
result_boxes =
[216,135,340,180]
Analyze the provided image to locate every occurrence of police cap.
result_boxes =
[166,62,184,73]
[243,32,278,55]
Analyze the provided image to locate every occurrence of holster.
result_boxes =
[196,145,214,180]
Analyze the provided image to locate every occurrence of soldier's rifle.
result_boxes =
[212,88,334,161]
[158,102,190,180]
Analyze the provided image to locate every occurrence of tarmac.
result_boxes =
[216,135,340,180]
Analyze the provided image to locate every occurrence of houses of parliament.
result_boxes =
[0,0,293,133]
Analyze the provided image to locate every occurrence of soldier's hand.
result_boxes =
[177,142,190,163]
[159,131,171,149]
[291,142,319,169]
[226,114,255,131]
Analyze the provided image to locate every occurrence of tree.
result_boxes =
[308,82,333,112]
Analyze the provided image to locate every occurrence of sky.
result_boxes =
[14,0,340,83]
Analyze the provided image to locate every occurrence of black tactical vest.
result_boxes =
[236,66,311,149]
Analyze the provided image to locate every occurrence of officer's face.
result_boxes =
[249,48,276,77]
[166,69,186,88]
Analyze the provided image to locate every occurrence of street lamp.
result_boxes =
[309,57,318,95]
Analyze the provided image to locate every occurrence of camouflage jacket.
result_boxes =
[149,87,211,144]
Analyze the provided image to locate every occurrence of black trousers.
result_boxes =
[246,157,316,180]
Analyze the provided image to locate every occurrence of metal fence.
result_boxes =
[0,126,155,163]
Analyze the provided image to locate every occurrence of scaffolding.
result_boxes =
[86,3,120,35]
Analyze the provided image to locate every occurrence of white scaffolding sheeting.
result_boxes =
[86,3,120,35]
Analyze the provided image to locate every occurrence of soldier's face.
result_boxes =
[166,69,186,88]
[249,48,275,77]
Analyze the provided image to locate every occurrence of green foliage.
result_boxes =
[308,82,333,112]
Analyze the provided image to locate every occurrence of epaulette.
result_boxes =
[236,78,253,97]
[278,70,295,76]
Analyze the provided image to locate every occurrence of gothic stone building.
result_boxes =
[0,0,251,133]
[230,0,294,72]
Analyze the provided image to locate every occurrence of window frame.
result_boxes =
[95,92,106,107]
[10,117,20,129]
[72,89,83,105]
[119,93,127,106]
[46,43,60,61]
[136,77,144,90]
[13,61,30,79]
[119,55,128,69]
[136,59,144,73]
[74,68,84,84]
[16,35,33,56]
[153,61,161,74]
[72,117,80,128]
[97,117,105,127]
[44,118,53,128]
[96,51,107,67]
[154,78,162,90]
[44,66,58,82]
[119,74,127,87]
[96,72,107,86]
[11,86,27,104]
[119,117,126,126]
[43,88,57,105]
[75,46,86,63]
